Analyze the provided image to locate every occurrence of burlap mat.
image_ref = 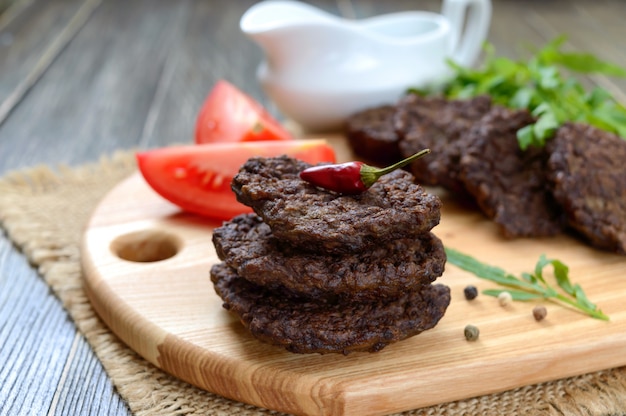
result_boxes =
[1,151,626,416]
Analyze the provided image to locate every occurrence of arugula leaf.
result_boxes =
[532,111,559,148]
[445,247,609,321]
[533,35,626,76]
[516,125,536,149]
[430,36,626,148]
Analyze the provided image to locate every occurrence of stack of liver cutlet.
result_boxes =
[210,155,450,354]
[346,94,626,253]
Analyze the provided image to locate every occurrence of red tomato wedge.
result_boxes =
[195,80,293,143]
[136,140,336,220]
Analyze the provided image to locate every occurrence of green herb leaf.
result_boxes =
[509,87,535,109]
[445,247,610,321]
[424,36,626,148]
[544,51,626,76]
[550,258,573,294]
[516,125,536,150]
[532,111,559,146]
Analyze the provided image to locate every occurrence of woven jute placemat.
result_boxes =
[1,151,626,416]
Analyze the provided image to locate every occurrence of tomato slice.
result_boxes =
[136,140,336,220]
[195,80,293,143]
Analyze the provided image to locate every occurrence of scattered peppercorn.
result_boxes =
[464,285,478,300]
[464,324,480,341]
[533,305,547,321]
[299,149,430,194]
[498,291,512,307]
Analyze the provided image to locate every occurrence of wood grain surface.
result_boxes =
[81,136,626,416]
[4,1,626,414]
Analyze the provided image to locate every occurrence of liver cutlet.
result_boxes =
[231,155,442,254]
[210,263,451,355]
[395,94,492,193]
[344,105,401,165]
[212,213,446,302]
[547,122,626,254]
[459,106,564,238]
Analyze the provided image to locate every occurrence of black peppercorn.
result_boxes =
[463,285,478,300]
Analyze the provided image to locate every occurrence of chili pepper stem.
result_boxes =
[360,148,430,188]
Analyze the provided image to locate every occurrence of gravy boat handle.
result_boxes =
[442,0,492,67]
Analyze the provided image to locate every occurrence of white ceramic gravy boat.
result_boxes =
[240,0,491,131]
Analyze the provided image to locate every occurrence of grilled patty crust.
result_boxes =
[458,107,564,238]
[547,122,626,254]
[344,105,401,165]
[395,94,492,192]
[212,213,446,301]
[231,155,442,254]
[210,262,451,354]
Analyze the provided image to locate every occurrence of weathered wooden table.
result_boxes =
[1,0,626,414]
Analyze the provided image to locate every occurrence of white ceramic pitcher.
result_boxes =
[240,0,492,131]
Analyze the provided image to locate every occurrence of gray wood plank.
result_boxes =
[0,237,128,416]
[1,1,626,416]
[0,242,70,416]
[48,333,129,416]
[138,0,262,149]
[0,0,192,171]
[0,0,100,126]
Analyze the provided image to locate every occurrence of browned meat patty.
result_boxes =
[231,155,442,254]
[212,213,446,301]
[395,94,492,192]
[547,122,626,254]
[344,105,401,165]
[459,107,564,238]
[210,262,451,354]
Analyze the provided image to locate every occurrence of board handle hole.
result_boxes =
[111,230,181,262]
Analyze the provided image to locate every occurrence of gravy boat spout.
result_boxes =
[240,1,352,77]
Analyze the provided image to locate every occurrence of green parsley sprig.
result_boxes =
[445,247,609,321]
[413,36,626,150]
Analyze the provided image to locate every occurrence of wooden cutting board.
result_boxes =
[81,135,626,416]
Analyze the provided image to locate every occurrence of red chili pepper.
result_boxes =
[299,149,430,194]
